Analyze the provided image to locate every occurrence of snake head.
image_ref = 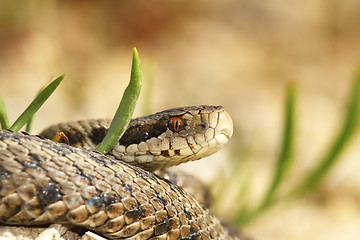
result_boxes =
[40,105,233,172]
[113,105,233,171]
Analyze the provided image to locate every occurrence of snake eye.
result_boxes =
[169,117,184,132]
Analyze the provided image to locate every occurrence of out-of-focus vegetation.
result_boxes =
[213,71,360,227]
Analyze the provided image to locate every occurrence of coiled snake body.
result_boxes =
[0,105,238,239]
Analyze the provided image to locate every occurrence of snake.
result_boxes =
[0,105,240,240]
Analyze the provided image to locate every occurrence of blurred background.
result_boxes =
[1,1,360,240]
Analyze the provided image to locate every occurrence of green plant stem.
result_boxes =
[25,85,47,133]
[9,75,64,132]
[95,48,142,154]
[294,69,360,197]
[234,83,296,226]
[260,82,296,208]
[0,97,10,129]
[25,114,34,133]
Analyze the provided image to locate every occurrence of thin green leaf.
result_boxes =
[95,48,142,154]
[25,85,47,133]
[213,132,253,218]
[294,69,360,196]
[25,115,34,133]
[233,84,296,226]
[260,83,296,208]
[234,207,261,226]
[232,202,253,225]
[9,75,64,132]
[0,97,10,129]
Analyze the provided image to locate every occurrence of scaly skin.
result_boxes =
[0,106,239,239]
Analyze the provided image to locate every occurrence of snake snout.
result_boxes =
[194,108,233,162]
[215,109,233,144]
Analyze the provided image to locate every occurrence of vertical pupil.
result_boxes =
[175,120,180,131]
[170,117,183,132]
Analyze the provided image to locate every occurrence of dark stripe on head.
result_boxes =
[118,105,223,147]
[90,127,107,145]
[63,129,85,146]
[119,118,168,146]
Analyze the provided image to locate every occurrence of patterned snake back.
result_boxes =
[0,105,238,240]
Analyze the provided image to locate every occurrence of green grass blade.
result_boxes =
[25,85,47,133]
[95,48,142,154]
[294,70,360,196]
[9,75,64,132]
[25,114,34,133]
[260,83,296,208]
[213,131,253,215]
[233,83,296,226]
[0,97,10,129]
